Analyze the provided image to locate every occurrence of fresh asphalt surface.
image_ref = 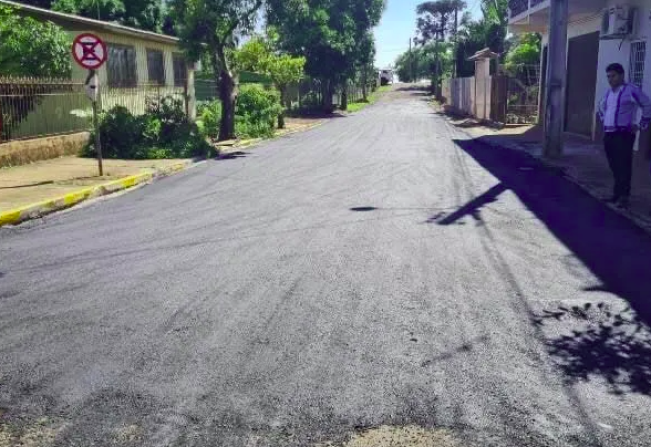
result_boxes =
[2,86,651,447]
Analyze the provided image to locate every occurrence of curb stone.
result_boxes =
[216,122,326,155]
[0,160,196,227]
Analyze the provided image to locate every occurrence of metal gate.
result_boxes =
[504,64,541,124]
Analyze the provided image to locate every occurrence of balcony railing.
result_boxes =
[509,0,549,19]
[509,0,529,18]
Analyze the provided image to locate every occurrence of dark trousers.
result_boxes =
[604,131,636,198]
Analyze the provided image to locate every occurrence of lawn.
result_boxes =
[346,85,392,113]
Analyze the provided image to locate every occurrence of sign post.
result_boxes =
[72,33,107,176]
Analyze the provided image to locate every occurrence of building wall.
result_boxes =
[11,30,189,139]
[540,2,651,140]
[67,30,183,88]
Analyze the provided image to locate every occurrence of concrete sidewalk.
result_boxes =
[0,157,189,212]
[446,116,651,232]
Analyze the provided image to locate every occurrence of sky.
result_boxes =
[374,0,483,68]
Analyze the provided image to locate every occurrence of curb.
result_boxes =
[216,122,326,155]
[0,160,195,227]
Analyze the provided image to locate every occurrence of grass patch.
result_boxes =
[346,85,392,113]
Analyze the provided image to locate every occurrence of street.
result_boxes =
[1,87,651,447]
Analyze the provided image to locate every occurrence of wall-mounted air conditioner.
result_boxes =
[601,5,636,40]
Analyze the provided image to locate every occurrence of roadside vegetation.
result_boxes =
[346,85,392,113]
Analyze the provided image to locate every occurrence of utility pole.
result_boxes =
[543,0,569,158]
[453,6,458,79]
[410,38,415,82]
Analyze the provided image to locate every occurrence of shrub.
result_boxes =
[235,84,282,138]
[83,96,212,160]
[197,100,222,140]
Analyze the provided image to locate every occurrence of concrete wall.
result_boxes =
[443,76,495,121]
[0,132,90,168]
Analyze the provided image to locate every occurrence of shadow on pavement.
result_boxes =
[446,137,651,396]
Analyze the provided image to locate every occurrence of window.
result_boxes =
[147,49,166,85]
[629,41,646,88]
[172,53,187,87]
[107,44,137,88]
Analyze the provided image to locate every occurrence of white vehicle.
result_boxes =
[380,69,394,86]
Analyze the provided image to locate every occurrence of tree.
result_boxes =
[453,0,508,77]
[170,0,264,141]
[505,33,541,69]
[52,0,126,22]
[416,0,466,95]
[12,0,54,7]
[51,0,165,32]
[395,41,452,83]
[267,0,385,111]
[236,36,306,129]
[416,0,466,44]
[0,4,71,77]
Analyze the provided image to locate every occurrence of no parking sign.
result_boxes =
[72,33,107,176]
[72,33,107,70]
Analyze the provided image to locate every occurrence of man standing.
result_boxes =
[598,63,651,209]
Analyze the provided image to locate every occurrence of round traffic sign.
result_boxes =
[72,33,107,70]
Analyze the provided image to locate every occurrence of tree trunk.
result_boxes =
[362,70,368,102]
[218,68,237,141]
[211,49,237,142]
[322,80,334,113]
[278,85,287,129]
[341,83,349,111]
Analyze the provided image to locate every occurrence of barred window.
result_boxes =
[107,44,137,88]
[629,41,646,88]
[147,49,166,85]
[173,54,187,87]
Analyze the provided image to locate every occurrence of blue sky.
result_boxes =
[374,0,482,68]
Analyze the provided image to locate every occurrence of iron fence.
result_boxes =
[0,76,186,143]
[504,64,541,124]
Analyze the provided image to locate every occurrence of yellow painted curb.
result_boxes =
[0,162,192,227]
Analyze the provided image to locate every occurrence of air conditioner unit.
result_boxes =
[601,5,636,40]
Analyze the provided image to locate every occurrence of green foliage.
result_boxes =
[416,0,467,43]
[170,0,265,140]
[83,98,212,160]
[52,0,165,32]
[267,0,386,103]
[0,5,71,77]
[237,36,306,90]
[235,84,283,138]
[454,0,509,76]
[395,41,452,83]
[505,33,541,70]
[197,100,222,140]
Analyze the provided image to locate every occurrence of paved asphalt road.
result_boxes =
[2,87,651,447]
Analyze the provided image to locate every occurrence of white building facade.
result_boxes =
[509,0,651,140]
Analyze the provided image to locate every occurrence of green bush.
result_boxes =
[197,100,222,140]
[235,84,282,138]
[83,97,213,160]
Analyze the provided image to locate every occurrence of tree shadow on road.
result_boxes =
[445,138,651,396]
[533,303,651,396]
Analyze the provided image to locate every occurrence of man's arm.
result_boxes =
[631,85,651,129]
[597,91,607,123]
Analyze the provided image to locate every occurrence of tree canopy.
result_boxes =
[13,0,168,33]
[170,0,264,140]
[0,4,71,78]
[267,0,386,108]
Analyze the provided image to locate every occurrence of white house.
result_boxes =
[509,0,651,141]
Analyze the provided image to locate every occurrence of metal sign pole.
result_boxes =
[86,69,103,176]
